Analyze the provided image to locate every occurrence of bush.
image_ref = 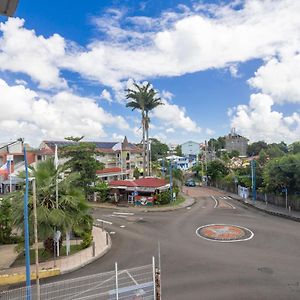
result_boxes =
[155,190,172,205]
[94,182,109,202]
[0,198,13,244]
[80,232,93,249]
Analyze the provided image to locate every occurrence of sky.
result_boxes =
[0,0,299,147]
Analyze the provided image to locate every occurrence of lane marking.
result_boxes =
[96,219,113,225]
[187,207,191,210]
[120,225,126,228]
[224,200,236,209]
[113,212,134,216]
[196,223,254,243]
[211,196,218,208]
[110,231,116,235]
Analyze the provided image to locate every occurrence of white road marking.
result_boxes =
[187,207,191,210]
[113,212,134,216]
[110,231,116,235]
[120,225,126,228]
[195,224,254,243]
[224,200,236,209]
[211,196,218,208]
[96,219,113,225]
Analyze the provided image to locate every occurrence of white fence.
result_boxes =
[0,260,158,300]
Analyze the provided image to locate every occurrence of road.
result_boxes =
[43,186,300,299]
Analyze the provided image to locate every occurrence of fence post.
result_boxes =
[152,256,156,300]
[115,262,119,300]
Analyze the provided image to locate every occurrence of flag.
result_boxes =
[54,144,59,170]
[0,161,9,175]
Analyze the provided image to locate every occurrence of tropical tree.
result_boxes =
[61,136,103,198]
[10,159,93,253]
[126,82,163,177]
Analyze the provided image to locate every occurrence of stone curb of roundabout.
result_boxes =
[196,224,254,243]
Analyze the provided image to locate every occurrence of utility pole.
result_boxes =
[32,178,40,300]
[169,162,173,203]
[251,159,256,203]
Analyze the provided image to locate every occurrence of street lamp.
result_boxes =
[0,0,19,16]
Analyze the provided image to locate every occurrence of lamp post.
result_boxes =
[251,159,256,203]
[169,162,173,203]
[23,144,31,300]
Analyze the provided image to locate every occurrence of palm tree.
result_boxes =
[10,159,92,253]
[126,82,163,177]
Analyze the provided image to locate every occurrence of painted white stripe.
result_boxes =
[211,196,218,208]
[113,212,134,216]
[120,225,126,228]
[96,219,113,225]
[195,224,254,243]
[224,200,236,209]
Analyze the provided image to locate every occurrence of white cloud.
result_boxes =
[152,99,201,133]
[62,1,300,90]
[205,128,215,135]
[100,89,113,102]
[248,52,300,104]
[230,93,300,143]
[0,18,67,89]
[166,128,175,133]
[0,79,129,146]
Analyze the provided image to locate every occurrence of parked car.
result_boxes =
[185,179,196,187]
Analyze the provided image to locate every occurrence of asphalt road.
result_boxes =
[43,187,300,300]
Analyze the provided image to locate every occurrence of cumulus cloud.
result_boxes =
[248,52,300,104]
[0,79,129,145]
[0,18,67,89]
[100,89,113,102]
[230,93,300,143]
[152,99,201,133]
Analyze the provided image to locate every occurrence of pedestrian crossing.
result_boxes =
[211,196,236,209]
[94,211,144,234]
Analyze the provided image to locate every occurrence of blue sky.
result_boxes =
[0,0,299,146]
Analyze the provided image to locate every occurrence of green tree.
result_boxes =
[247,141,268,156]
[229,150,240,158]
[150,138,169,161]
[265,144,285,158]
[263,153,300,194]
[10,159,93,253]
[61,136,103,198]
[126,82,163,177]
[94,182,110,202]
[175,145,182,156]
[288,141,300,154]
[0,198,13,244]
[207,160,229,184]
[133,167,140,179]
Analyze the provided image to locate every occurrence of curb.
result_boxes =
[90,195,195,213]
[229,194,300,223]
[0,229,112,286]
[60,232,112,275]
[0,269,60,286]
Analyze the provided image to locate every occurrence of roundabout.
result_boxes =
[196,224,254,242]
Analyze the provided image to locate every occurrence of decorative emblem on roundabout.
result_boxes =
[196,224,254,242]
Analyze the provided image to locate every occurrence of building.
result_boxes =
[165,155,197,171]
[181,141,201,158]
[225,129,249,157]
[39,137,143,181]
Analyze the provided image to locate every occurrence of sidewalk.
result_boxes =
[0,245,19,269]
[90,193,195,212]
[0,226,111,285]
[216,188,300,222]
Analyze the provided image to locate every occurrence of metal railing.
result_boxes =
[1,260,159,300]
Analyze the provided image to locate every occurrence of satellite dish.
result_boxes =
[0,0,19,17]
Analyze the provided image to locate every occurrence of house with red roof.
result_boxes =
[108,177,170,206]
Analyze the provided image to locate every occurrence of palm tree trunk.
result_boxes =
[142,111,146,178]
[145,113,150,176]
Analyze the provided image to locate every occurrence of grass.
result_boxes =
[160,195,185,207]
[11,244,82,267]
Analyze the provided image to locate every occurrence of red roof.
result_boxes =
[96,167,122,175]
[109,177,168,188]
